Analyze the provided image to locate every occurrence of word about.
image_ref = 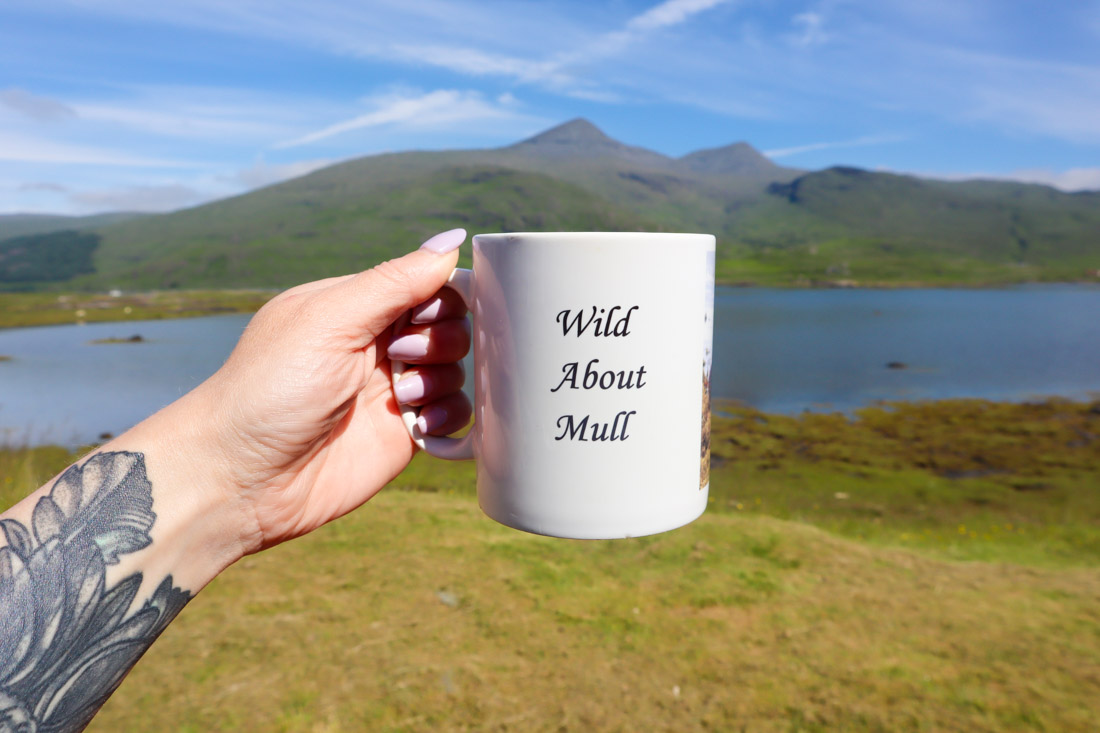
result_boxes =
[550,359,648,393]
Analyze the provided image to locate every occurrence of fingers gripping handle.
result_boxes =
[391,268,475,460]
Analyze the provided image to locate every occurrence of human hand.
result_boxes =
[0,231,478,728]
[172,229,472,555]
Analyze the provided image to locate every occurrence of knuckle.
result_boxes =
[369,258,415,295]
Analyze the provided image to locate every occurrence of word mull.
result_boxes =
[554,411,637,442]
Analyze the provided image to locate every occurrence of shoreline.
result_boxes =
[3,280,1099,330]
[719,275,1100,290]
[0,288,276,330]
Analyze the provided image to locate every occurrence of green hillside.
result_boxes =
[0,230,100,289]
[74,162,657,289]
[2,119,1097,290]
[0,212,144,239]
[753,168,1100,282]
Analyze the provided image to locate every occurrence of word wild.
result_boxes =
[550,305,646,443]
[556,305,639,338]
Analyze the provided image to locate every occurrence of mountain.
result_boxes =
[77,161,658,289]
[504,118,678,170]
[0,230,98,287]
[680,142,795,179]
[1,119,1097,290]
[0,212,145,239]
[760,167,1100,281]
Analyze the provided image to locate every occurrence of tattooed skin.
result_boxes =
[0,452,191,733]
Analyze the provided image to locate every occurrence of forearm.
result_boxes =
[0,235,465,731]
[0,388,248,732]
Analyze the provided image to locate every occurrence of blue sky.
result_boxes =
[2,0,1099,215]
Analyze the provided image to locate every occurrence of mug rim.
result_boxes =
[472,231,715,244]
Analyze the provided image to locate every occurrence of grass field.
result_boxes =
[2,400,1098,731]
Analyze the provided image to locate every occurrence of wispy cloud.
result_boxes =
[1,0,1097,215]
[7,0,1098,143]
[67,183,208,212]
[784,15,1100,145]
[275,89,541,149]
[388,0,736,99]
[1090,4,1100,38]
[964,76,1100,145]
[385,45,563,85]
[789,12,828,47]
[226,157,337,188]
[926,167,1100,193]
[548,0,737,90]
[1,0,739,115]
[626,0,732,32]
[1,88,77,121]
[0,131,206,167]
[73,102,291,141]
[1002,167,1100,192]
[19,181,69,193]
[765,134,907,159]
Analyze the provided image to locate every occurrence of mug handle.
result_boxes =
[390,267,476,460]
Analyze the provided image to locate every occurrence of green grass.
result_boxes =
[93,492,1100,731]
[0,443,86,503]
[2,399,1098,730]
[707,399,1100,567]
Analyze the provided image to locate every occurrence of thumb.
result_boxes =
[330,228,466,344]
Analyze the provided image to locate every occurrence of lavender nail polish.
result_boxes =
[388,333,430,359]
[411,297,444,324]
[420,228,466,254]
[416,404,448,434]
[394,373,428,403]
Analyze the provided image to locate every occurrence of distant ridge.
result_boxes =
[2,118,1098,290]
[0,211,146,240]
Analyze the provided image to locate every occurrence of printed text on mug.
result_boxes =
[551,305,646,442]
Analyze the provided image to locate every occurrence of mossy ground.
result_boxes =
[2,399,1098,731]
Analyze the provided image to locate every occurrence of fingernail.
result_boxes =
[410,296,444,324]
[416,404,448,434]
[420,228,465,254]
[394,373,427,403]
[387,333,430,359]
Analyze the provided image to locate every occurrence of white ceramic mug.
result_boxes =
[392,232,715,539]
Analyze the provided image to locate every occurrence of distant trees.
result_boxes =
[0,230,99,284]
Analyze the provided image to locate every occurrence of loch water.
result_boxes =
[2,285,1099,446]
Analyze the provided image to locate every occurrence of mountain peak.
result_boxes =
[517,118,615,147]
[678,142,787,178]
[505,119,673,168]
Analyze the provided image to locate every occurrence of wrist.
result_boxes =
[105,383,253,592]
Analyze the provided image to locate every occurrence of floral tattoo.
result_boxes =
[0,451,191,733]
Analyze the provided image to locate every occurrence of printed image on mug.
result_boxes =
[393,232,716,540]
[701,248,714,491]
